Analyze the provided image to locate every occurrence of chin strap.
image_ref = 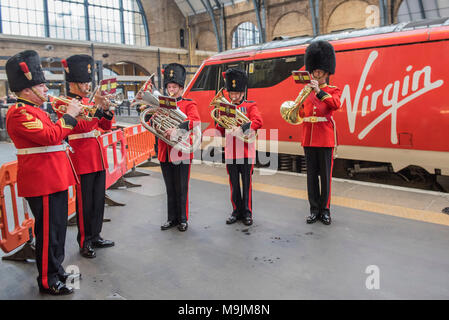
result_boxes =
[31,87,47,103]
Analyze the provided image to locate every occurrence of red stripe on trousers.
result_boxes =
[76,184,85,248]
[42,195,49,289]
[326,149,334,209]
[185,163,191,220]
[248,164,254,217]
[225,165,237,211]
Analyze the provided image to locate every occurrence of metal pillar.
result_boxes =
[252,0,266,43]
[309,0,319,36]
[201,0,223,52]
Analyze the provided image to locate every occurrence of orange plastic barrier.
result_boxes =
[124,124,155,171]
[101,129,127,189]
[0,161,34,253]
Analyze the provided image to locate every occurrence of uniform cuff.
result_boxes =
[241,121,251,133]
[94,108,104,119]
[62,114,77,129]
[316,90,332,101]
[178,120,190,130]
[103,110,114,120]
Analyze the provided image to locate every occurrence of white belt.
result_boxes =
[17,144,70,155]
[68,130,100,141]
[303,116,328,123]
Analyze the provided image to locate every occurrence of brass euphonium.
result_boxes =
[280,85,313,125]
[49,95,98,120]
[210,88,257,143]
[139,92,201,153]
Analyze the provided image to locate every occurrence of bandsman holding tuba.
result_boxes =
[216,68,263,226]
[54,54,115,258]
[158,63,201,232]
[299,40,342,225]
[5,50,83,295]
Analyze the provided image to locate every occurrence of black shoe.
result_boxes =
[177,222,188,232]
[58,272,81,284]
[161,220,179,230]
[39,281,74,296]
[321,212,331,225]
[226,215,239,225]
[242,217,253,226]
[92,238,115,248]
[306,212,320,224]
[80,245,96,258]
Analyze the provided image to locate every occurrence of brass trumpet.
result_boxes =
[50,95,98,120]
[210,88,256,143]
[87,85,123,111]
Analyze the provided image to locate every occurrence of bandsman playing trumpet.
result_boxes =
[299,40,342,225]
[5,50,83,295]
[54,54,115,258]
[158,63,201,232]
[216,68,263,226]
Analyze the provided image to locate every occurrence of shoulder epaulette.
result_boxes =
[328,85,337,88]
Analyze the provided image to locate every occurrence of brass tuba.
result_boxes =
[280,85,313,125]
[139,94,201,153]
[210,88,257,143]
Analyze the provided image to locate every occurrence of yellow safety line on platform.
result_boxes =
[143,166,449,227]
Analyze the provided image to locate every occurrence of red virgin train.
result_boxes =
[183,18,449,178]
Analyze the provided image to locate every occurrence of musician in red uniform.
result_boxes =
[56,54,115,258]
[216,68,263,226]
[5,50,83,295]
[158,63,200,232]
[298,40,342,225]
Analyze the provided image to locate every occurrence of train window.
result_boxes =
[248,55,305,88]
[190,64,219,91]
[218,61,247,90]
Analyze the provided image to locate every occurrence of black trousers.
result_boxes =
[160,161,191,223]
[304,147,334,215]
[76,170,106,248]
[225,160,255,219]
[26,190,68,289]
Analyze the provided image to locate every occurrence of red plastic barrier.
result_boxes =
[101,129,127,189]
[123,124,155,171]
[0,161,34,253]
[68,185,76,216]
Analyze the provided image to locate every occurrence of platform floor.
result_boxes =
[1,147,449,299]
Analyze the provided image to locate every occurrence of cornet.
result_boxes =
[210,88,256,143]
[88,85,123,111]
[50,95,98,120]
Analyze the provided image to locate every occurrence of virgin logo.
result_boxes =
[341,50,444,144]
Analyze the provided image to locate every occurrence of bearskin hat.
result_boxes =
[6,50,46,92]
[163,63,186,88]
[224,68,248,92]
[62,54,94,83]
[305,40,336,75]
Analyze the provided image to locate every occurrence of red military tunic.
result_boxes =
[299,84,341,147]
[216,100,263,159]
[54,93,113,175]
[6,98,78,197]
[157,97,201,163]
